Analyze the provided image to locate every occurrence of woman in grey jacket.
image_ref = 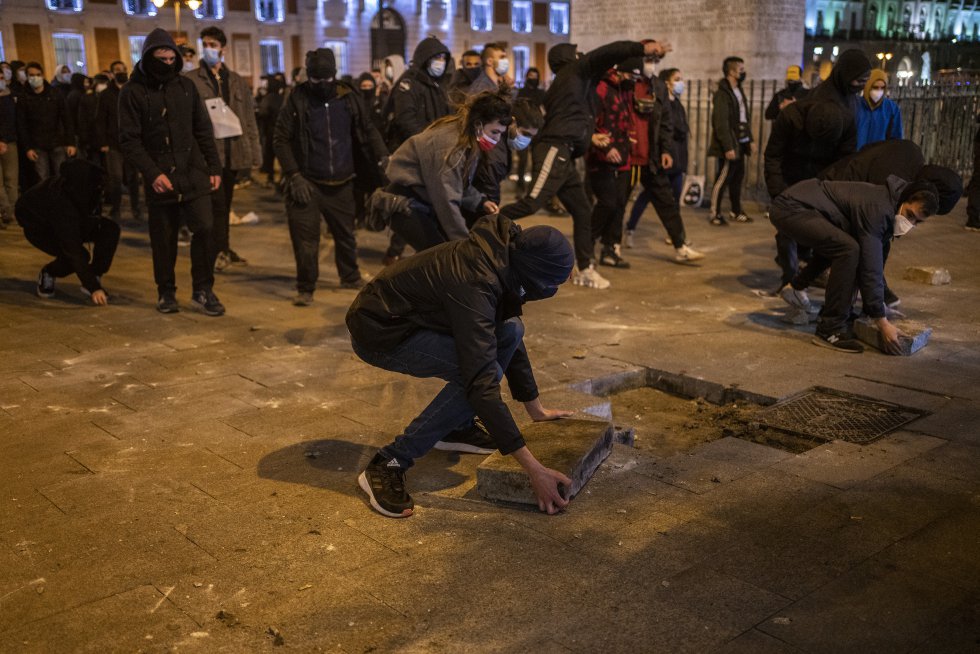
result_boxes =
[383,91,511,252]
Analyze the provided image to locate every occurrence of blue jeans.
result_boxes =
[351,317,525,468]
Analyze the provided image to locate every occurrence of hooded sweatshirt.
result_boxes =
[14,159,110,293]
[347,215,557,455]
[855,69,903,149]
[384,38,451,149]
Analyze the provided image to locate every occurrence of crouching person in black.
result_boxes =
[16,158,119,305]
[347,215,574,518]
[274,48,388,306]
[118,28,224,316]
[770,177,942,354]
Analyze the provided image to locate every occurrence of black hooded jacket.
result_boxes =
[771,176,907,318]
[14,159,108,293]
[95,82,125,151]
[808,49,872,110]
[16,80,74,152]
[118,28,221,206]
[346,215,540,455]
[383,37,451,150]
[537,41,645,158]
[818,139,924,186]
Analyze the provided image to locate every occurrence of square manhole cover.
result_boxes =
[756,386,928,444]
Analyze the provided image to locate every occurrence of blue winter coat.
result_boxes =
[856,97,902,150]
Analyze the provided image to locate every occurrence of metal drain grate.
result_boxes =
[756,386,928,444]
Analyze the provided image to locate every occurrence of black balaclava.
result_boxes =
[306,48,337,99]
[547,43,578,75]
[510,225,574,301]
[356,72,376,102]
[915,165,963,215]
[829,49,872,95]
[58,158,106,217]
[139,28,181,85]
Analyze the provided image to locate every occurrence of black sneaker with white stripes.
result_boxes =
[358,452,414,518]
[812,332,864,353]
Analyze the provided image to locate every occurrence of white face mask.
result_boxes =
[893,212,915,237]
[642,62,656,79]
[95,82,108,93]
[28,75,44,90]
[385,65,394,81]
[672,80,685,96]
[495,57,510,76]
[182,60,195,73]
[16,70,27,83]
[427,59,446,78]
[870,89,885,103]
[1,69,11,82]
[0,80,6,93]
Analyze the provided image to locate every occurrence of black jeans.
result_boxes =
[589,165,631,249]
[104,149,141,217]
[626,166,688,247]
[147,195,214,295]
[286,180,360,292]
[23,217,120,280]
[711,151,746,216]
[389,201,447,253]
[210,167,238,255]
[770,205,860,336]
[499,141,594,270]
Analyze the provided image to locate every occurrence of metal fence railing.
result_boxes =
[681,79,980,203]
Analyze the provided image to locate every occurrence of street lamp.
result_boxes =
[876,51,893,69]
[151,0,202,35]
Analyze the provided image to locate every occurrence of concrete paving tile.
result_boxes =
[907,441,980,484]
[3,584,203,653]
[774,432,946,490]
[907,598,980,654]
[109,373,267,412]
[713,628,805,654]
[905,399,980,445]
[758,560,971,653]
[0,346,77,375]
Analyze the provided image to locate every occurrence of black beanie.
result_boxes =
[805,103,845,142]
[510,225,574,301]
[306,48,337,80]
[832,49,872,87]
[915,165,963,215]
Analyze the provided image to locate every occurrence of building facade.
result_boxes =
[0,0,571,86]
[804,1,980,81]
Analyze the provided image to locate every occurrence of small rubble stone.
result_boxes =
[904,266,951,285]
[853,316,932,355]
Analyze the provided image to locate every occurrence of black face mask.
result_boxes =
[737,71,747,83]
[361,88,375,102]
[525,78,539,89]
[787,80,802,89]
[308,80,336,100]
[143,56,177,84]
[463,67,481,83]
[521,283,560,302]
[114,72,128,85]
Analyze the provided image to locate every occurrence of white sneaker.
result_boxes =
[624,230,635,248]
[240,211,259,225]
[674,245,705,262]
[572,264,611,289]
[780,285,812,312]
[228,211,242,225]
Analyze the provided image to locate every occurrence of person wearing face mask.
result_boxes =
[447,49,483,107]
[765,66,809,121]
[347,215,575,518]
[770,175,950,353]
[15,158,120,305]
[0,63,18,227]
[273,48,388,305]
[257,73,287,186]
[381,91,509,252]
[855,70,903,150]
[513,68,547,192]
[118,28,224,316]
[471,97,543,213]
[185,26,262,273]
[16,62,77,184]
[95,61,143,223]
[380,38,451,265]
[465,43,513,98]
[660,68,691,205]
[74,74,106,163]
[499,38,671,290]
[708,56,755,226]
[180,45,197,74]
[50,65,74,102]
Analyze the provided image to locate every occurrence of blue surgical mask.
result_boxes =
[673,80,685,96]
[508,133,532,151]
[202,47,222,67]
[427,59,446,78]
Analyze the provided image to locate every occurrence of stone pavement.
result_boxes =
[1,183,978,652]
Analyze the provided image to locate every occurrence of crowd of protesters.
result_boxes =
[1,30,973,516]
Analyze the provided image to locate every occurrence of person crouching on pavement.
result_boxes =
[16,158,119,305]
[274,48,388,306]
[347,215,575,518]
[770,176,942,354]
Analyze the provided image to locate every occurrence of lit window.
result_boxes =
[46,0,82,11]
[194,0,224,20]
[53,33,87,74]
[471,0,493,32]
[512,46,529,84]
[0,32,5,62]
[511,1,532,33]
[548,2,569,35]
[322,41,348,77]
[259,39,285,75]
[123,0,157,16]
[129,35,147,67]
[256,0,284,22]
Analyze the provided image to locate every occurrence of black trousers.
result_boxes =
[210,167,238,255]
[589,165,631,249]
[499,141,594,270]
[711,151,746,216]
[634,166,688,248]
[286,181,360,292]
[104,150,142,217]
[770,206,860,336]
[23,217,120,280]
[148,195,214,295]
[389,201,447,253]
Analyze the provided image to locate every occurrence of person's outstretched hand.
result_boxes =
[524,398,573,422]
[877,317,904,355]
[90,289,108,306]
